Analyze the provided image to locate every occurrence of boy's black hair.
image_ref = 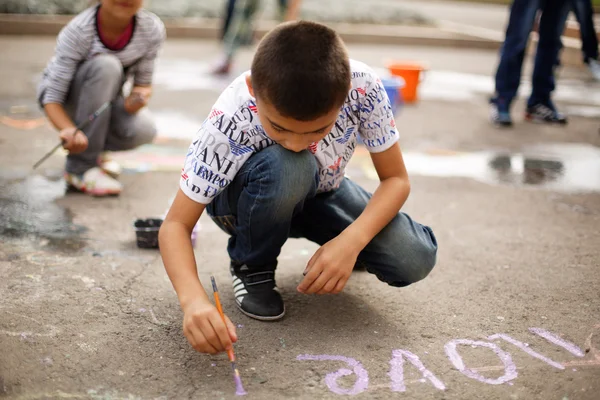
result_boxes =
[250,21,351,122]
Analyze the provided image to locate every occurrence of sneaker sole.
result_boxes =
[67,183,121,197]
[492,120,513,127]
[489,114,513,127]
[86,189,122,197]
[235,301,286,321]
[525,114,568,125]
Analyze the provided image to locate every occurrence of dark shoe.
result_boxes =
[525,102,568,124]
[230,262,285,321]
[211,58,232,75]
[489,97,513,127]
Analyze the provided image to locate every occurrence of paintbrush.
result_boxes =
[210,276,247,396]
[32,101,111,170]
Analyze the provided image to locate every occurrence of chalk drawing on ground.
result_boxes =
[0,311,59,339]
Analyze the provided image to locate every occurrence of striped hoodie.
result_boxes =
[38,5,165,105]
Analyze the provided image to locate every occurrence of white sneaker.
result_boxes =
[65,167,123,197]
[587,59,600,82]
[98,152,123,178]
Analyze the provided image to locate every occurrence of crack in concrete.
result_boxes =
[101,255,175,333]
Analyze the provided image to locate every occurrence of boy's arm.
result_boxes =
[159,188,207,307]
[159,188,237,354]
[341,142,409,247]
[298,142,409,294]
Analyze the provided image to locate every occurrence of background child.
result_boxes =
[38,0,165,196]
[212,0,303,74]
[159,21,437,355]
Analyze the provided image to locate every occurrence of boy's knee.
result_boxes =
[250,145,317,203]
[404,237,437,283]
[265,145,316,178]
[87,54,123,81]
[369,226,438,287]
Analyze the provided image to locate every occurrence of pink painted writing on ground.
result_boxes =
[296,354,369,395]
[444,339,518,385]
[488,333,564,369]
[295,326,594,396]
[388,349,446,392]
[529,328,585,357]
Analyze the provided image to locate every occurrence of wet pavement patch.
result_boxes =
[0,171,87,248]
[400,143,600,192]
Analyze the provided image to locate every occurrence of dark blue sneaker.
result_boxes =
[525,102,568,125]
[489,97,513,127]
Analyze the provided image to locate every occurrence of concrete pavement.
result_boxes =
[1,36,599,400]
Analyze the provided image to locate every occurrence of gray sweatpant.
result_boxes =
[63,54,157,175]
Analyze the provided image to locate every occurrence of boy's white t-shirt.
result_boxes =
[181,59,399,204]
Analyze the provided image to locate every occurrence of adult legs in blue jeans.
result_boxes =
[491,0,570,125]
[529,0,571,107]
[207,145,438,319]
[494,0,540,105]
[558,0,600,80]
[561,0,599,64]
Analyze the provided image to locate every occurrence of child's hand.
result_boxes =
[124,86,151,114]
[59,127,88,154]
[182,299,237,354]
[297,236,359,295]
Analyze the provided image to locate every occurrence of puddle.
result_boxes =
[0,172,87,247]
[400,143,600,192]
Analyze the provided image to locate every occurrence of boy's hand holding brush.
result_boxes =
[181,277,246,395]
[182,286,238,355]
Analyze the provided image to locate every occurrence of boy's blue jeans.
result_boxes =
[207,145,438,288]
[494,0,570,107]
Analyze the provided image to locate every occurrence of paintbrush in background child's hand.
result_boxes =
[210,276,247,396]
[32,101,111,170]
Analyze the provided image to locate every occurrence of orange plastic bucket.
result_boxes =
[386,62,427,103]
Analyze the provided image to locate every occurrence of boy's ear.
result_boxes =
[245,74,255,97]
